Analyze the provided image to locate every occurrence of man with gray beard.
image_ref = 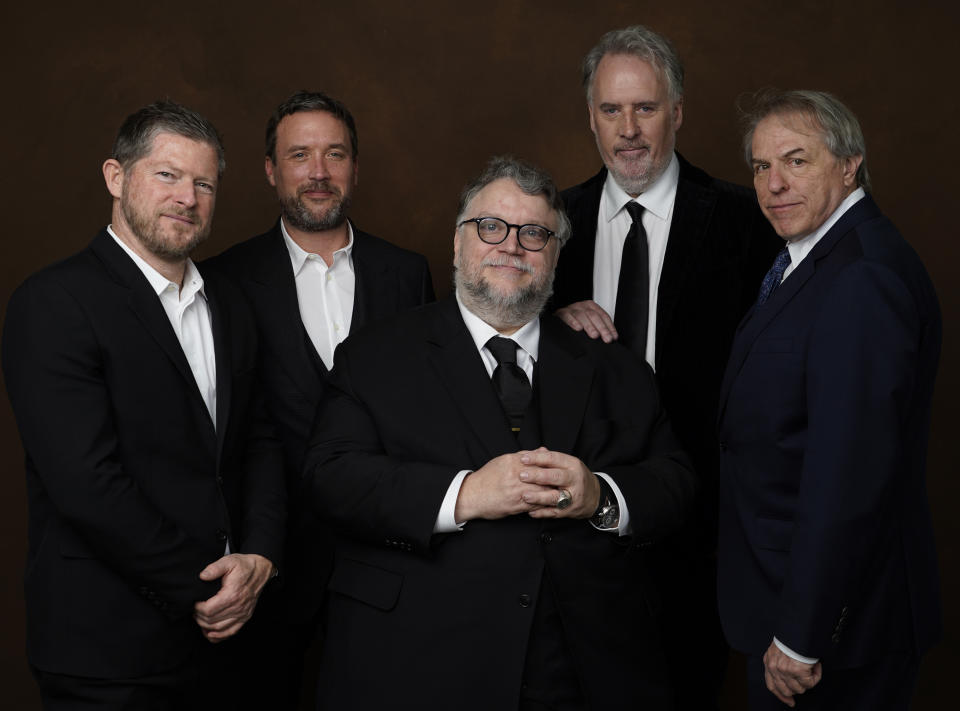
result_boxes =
[304,156,696,710]
[205,90,433,708]
[552,26,781,709]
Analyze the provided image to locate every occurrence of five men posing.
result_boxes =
[2,25,942,711]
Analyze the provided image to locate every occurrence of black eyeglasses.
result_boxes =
[458,217,555,252]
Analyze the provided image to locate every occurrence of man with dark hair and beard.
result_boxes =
[205,90,433,708]
[2,100,284,709]
[303,155,697,710]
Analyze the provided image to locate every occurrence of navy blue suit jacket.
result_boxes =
[717,195,941,668]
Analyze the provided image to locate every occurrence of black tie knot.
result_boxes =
[625,201,645,224]
[487,336,519,365]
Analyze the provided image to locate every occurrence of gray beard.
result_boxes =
[454,258,554,331]
[281,193,351,232]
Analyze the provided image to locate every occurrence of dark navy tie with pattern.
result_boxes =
[756,247,792,305]
[613,201,649,359]
[486,336,531,432]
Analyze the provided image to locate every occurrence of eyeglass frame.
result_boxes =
[457,216,556,252]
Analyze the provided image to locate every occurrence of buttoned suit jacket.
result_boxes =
[204,221,434,618]
[304,297,698,710]
[554,155,780,527]
[2,230,285,678]
[716,195,942,668]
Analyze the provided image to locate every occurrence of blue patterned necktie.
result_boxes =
[756,247,791,305]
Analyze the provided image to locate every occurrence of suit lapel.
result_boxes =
[91,232,210,416]
[250,226,328,393]
[537,317,593,452]
[655,157,716,367]
[425,299,518,458]
[206,285,231,452]
[718,195,882,416]
[560,169,606,303]
[349,227,388,335]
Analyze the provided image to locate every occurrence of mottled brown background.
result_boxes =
[2,1,957,708]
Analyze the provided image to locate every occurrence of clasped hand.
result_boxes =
[193,552,274,643]
[455,446,601,522]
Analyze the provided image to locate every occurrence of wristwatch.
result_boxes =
[591,477,619,530]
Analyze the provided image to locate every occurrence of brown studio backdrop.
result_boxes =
[2,1,957,708]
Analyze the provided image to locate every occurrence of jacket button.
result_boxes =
[216,475,223,485]
[539,532,552,544]
[216,529,228,542]
[518,594,532,608]
[719,442,728,451]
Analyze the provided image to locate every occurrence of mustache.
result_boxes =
[164,207,199,222]
[481,256,534,273]
[298,180,341,197]
[614,141,649,153]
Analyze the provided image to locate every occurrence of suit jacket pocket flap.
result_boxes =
[327,556,403,611]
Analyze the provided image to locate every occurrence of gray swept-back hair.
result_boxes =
[741,88,871,191]
[582,25,684,104]
[455,156,571,247]
[112,99,225,177]
[265,90,358,162]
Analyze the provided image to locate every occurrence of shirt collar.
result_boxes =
[455,290,540,362]
[107,224,205,300]
[786,187,866,267]
[601,152,680,223]
[280,218,355,274]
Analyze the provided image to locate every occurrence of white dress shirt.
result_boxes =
[281,219,356,370]
[593,154,680,369]
[432,292,631,535]
[108,226,217,428]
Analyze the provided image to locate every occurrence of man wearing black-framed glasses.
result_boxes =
[304,155,696,710]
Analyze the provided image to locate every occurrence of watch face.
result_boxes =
[597,504,618,529]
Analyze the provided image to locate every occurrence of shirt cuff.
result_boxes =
[592,471,631,536]
[433,470,471,533]
[773,637,819,665]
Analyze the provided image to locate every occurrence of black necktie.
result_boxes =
[613,202,649,360]
[486,336,532,431]
[756,247,792,305]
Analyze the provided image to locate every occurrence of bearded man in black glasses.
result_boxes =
[304,155,696,710]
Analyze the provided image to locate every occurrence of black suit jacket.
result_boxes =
[554,156,780,535]
[204,221,434,618]
[304,298,697,709]
[2,230,284,678]
[717,195,941,667]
